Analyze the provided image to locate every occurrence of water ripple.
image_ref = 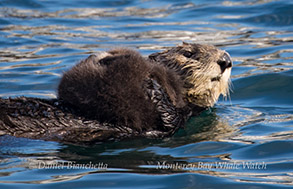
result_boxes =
[0,0,293,188]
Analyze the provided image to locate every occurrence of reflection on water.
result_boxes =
[0,0,293,188]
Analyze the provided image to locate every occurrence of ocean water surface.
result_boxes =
[0,0,293,188]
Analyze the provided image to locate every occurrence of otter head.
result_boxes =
[149,42,232,108]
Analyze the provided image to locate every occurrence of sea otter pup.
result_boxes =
[0,43,232,144]
[58,42,232,137]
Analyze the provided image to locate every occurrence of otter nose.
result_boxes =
[217,52,232,73]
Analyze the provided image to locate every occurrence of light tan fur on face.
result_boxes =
[149,42,232,108]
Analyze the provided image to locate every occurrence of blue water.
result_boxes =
[0,0,293,188]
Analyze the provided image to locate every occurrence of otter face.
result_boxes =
[149,42,232,108]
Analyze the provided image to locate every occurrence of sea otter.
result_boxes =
[0,42,232,144]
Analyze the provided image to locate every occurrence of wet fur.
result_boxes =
[58,49,186,132]
[0,43,232,144]
[149,43,231,107]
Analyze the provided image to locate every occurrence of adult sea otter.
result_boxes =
[0,43,232,144]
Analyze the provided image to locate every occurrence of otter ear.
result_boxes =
[99,54,130,65]
[149,52,161,61]
[182,41,189,45]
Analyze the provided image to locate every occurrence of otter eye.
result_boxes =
[183,51,193,58]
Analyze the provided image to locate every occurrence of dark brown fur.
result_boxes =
[0,43,232,144]
[58,49,186,133]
